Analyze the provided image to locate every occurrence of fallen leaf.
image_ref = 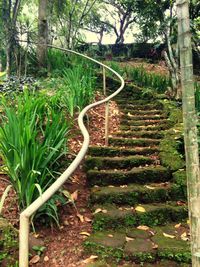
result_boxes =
[80,232,90,236]
[177,200,186,206]
[102,209,108,214]
[126,236,134,242]
[144,185,155,190]
[187,219,190,225]
[181,232,189,241]
[120,185,128,188]
[44,256,49,262]
[83,255,98,264]
[29,255,40,264]
[93,208,102,214]
[163,232,175,239]
[77,213,84,222]
[71,190,78,201]
[152,243,158,249]
[135,206,146,213]
[108,234,113,238]
[175,223,181,229]
[84,217,92,222]
[137,225,150,231]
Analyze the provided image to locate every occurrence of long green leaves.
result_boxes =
[61,64,96,116]
[0,91,69,222]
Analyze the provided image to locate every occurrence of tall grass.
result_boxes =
[47,49,71,75]
[126,65,171,93]
[61,64,96,116]
[0,91,69,224]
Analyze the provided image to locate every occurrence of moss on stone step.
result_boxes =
[86,260,190,267]
[84,225,191,263]
[121,109,164,115]
[109,137,160,147]
[120,119,171,127]
[171,169,187,200]
[121,114,167,121]
[90,183,173,205]
[85,156,154,171]
[113,130,164,139]
[88,146,159,157]
[120,124,171,131]
[117,102,163,110]
[92,203,188,231]
[159,124,185,171]
[87,166,171,187]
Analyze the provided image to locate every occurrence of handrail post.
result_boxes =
[103,66,109,146]
[19,214,29,267]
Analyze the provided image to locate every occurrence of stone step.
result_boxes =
[85,224,190,264]
[92,202,188,231]
[117,102,163,110]
[121,114,167,121]
[112,130,164,139]
[88,146,159,157]
[85,260,191,267]
[120,124,170,131]
[85,155,155,171]
[120,119,170,126]
[89,182,183,205]
[109,137,160,147]
[87,166,171,187]
[116,99,156,105]
[121,109,165,115]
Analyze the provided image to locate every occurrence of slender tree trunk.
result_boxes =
[177,1,200,266]
[37,0,48,68]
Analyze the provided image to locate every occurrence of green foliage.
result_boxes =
[61,63,96,116]
[126,66,171,93]
[47,49,70,75]
[195,81,200,113]
[0,91,69,223]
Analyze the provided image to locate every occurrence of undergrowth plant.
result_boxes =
[61,63,96,116]
[0,91,69,225]
[126,65,171,93]
[195,82,200,113]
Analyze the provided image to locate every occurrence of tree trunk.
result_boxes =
[177,1,200,266]
[37,0,48,68]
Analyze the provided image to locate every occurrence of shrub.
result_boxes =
[61,63,96,116]
[0,91,70,224]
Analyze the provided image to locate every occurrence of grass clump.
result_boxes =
[0,91,69,225]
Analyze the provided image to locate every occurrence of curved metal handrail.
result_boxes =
[19,45,125,267]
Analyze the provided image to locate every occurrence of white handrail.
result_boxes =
[19,45,125,267]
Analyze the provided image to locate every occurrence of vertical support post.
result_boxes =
[103,66,109,146]
[19,215,29,267]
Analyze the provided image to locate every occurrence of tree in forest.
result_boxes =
[99,0,136,44]
[37,0,48,68]
[177,0,200,266]
[50,0,98,49]
[1,0,22,76]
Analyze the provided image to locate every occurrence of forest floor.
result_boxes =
[0,60,170,267]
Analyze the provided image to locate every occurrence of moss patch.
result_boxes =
[0,218,18,266]
[120,119,170,127]
[90,183,173,205]
[109,137,160,147]
[113,130,164,139]
[85,155,154,171]
[159,124,185,171]
[88,146,159,157]
[87,166,171,187]
[92,203,188,231]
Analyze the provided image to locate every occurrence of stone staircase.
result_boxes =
[84,86,190,266]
